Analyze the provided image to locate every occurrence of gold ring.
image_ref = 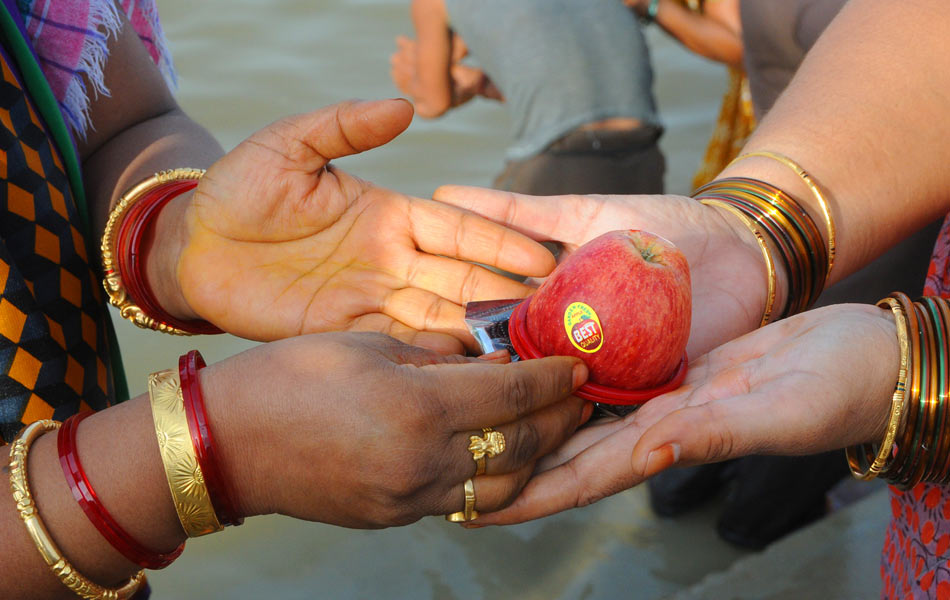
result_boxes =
[469,427,506,476]
[445,478,478,522]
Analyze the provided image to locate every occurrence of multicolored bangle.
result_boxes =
[846,297,909,479]
[693,176,829,320]
[58,411,186,569]
[699,198,777,327]
[728,151,837,276]
[9,420,147,599]
[645,0,660,23]
[848,293,950,489]
[179,350,243,527]
[101,169,222,336]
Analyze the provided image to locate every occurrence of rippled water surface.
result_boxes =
[131,2,748,598]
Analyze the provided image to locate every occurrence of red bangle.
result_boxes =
[57,411,185,569]
[114,179,222,335]
[179,350,244,527]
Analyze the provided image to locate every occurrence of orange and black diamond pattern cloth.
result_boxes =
[0,46,113,443]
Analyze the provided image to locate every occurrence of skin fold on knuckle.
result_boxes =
[691,404,738,463]
[654,404,737,465]
[509,419,542,467]
[573,466,618,509]
[502,367,534,417]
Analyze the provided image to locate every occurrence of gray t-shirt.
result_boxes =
[444,0,659,160]
[741,0,848,119]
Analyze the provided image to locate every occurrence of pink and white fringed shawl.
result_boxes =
[17,0,176,137]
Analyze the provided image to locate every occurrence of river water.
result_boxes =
[135,1,750,598]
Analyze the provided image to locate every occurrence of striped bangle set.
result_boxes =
[848,293,950,489]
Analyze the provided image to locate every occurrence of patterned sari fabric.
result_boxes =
[0,39,112,442]
[882,215,950,599]
[0,0,175,443]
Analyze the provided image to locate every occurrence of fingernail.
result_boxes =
[478,349,509,361]
[581,402,595,424]
[643,443,680,478]
[572,362,589,390]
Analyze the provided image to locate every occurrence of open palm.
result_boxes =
[473,303,899,525]
[178,100,553,353]
[433,186,771,356]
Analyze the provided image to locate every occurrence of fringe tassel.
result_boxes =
[130,0,178,89]
[61,0,123,137]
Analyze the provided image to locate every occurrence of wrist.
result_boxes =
[718,154,839,285]
[866,304,902,444]
[12,399,186,593]
[143,189,200,322]
[197,359,273,519]
[702,201,789,328]
[640,0,660,23]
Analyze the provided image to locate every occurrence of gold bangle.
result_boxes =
[699,199,777,327]
[101,168,206,336]
[9,420,146,599]
[729,151,836,276]
[846,298,910,480]
[148,369,223,537]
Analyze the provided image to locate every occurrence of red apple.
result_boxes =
[514,230,690,391]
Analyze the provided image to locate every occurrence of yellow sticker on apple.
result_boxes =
[564,302,604,353]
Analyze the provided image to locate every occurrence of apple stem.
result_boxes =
[640,246,660,263]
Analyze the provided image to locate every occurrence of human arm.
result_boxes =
[389,1,500,117]
[394,0,455,118]
[0,333,589,597]
[390,34,500,112]
[469,302,900,524]
[627,0,743,67]
[435,0,950,356]
[83,15,553,355]
[433,0,950,523]
[78,10,223,327]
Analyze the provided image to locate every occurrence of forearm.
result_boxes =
[83,109,224,322]
[652,0,743,67]
[409,0,454,117]
[0,396,184,597]
[0,359,263,598]
[717,0,950,289]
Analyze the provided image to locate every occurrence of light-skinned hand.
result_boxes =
[160,100,554,354]
[432,186,772,356]
[467,303,898,525]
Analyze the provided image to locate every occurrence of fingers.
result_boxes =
[432,185,600,245]
[447,393,590,478]
[377,288,478,351]
[475,420,652,525]
[271,99,414,171]
[402,253,537,304]
[435,465,534,516]
[629,394,777,474]
[407,197,557,277]
[533,416,626,474]
[345,313,469,355]
[476,349,511,364]
[423,356,588,431]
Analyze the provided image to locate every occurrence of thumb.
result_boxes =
[315,98,414,156]
[630,403,745,478]
[269,99,414,172]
